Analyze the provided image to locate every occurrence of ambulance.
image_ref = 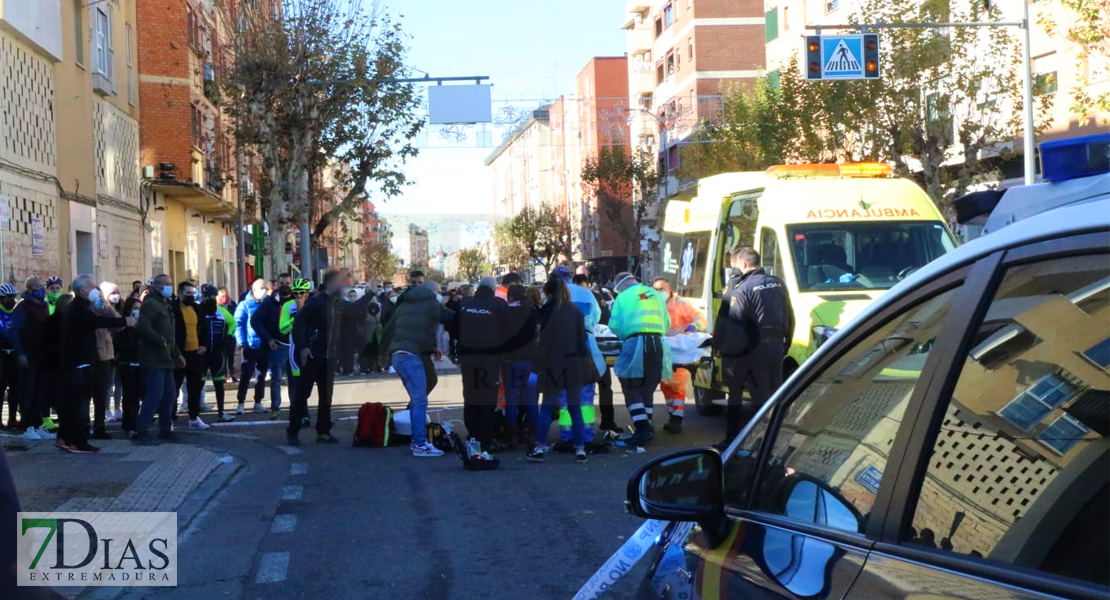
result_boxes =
[656,163,957,414]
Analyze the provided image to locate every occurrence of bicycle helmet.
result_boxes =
[200,283,218,298]
[292,278,312,293]
[45,276,64,288]
[0,284,15,296]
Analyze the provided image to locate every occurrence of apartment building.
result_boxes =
[137,0,240,291]
[0,2,63,282]
[485,105,554,219]
[622,0,766,194]
[407,224,429,268]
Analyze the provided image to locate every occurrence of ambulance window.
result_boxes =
[659,231,684,291]
[678,231,711,298]
[760,227,785,279]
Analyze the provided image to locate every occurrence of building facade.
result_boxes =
[407,223,429,268]
[486,105,555,219]
[0,1,63,283]
[137,0,240,292]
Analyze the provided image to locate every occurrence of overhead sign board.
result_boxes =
[428,84,493,125]
[805,34,880,81]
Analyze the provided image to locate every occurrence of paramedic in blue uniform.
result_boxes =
[713,247,794,448]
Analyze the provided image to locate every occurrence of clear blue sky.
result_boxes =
[378,0,627,225]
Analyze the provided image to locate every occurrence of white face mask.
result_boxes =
[108,293,121,304]
[389,296,398,304]
[252,289,266,300]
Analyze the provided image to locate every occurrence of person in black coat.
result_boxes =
[527,277,592,463]
[449,277,510,459]
[501,284,539,449]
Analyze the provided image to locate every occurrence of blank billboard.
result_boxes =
[428,84,493,125]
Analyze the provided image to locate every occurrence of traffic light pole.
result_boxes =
[809,17,1037,185]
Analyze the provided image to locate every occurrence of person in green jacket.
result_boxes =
[282,278,312,426]
[133,274,186,445]
[609,271,672,447]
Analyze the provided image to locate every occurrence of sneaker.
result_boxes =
[269,411,281,421]
[576,448,589,463]
[218,413,236,423]
[253,404,267,414]
[624,428,655,447]
[40,416,57,432]
[131,432,160,446]
[58,440,86,453]
[37,427,57,440]
[316,434,339,444]
[235,403,245,415]
[106,412,120,423]
[286,434,300,447]
[598,421,622,434]
[526,445,546,462]
[22,427,42,441]
[411,442,444,457]
[188,417,210,430]
[76,443,100,454]
[90,429,112,441]
[662,416,683,434]
[113,410,123,422]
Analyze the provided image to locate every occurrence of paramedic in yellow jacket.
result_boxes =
[608,272,671,446]
[651,278,706,435]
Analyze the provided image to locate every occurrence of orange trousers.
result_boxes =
[661,367,688,418]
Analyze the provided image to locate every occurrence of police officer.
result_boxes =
[450,276,509,460]
[608,271,671,447]
[713,247,794,448]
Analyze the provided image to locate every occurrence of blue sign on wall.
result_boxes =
[856,465,883,494]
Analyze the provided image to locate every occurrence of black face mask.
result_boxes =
[182,295,196,306]
[0,298,14,310]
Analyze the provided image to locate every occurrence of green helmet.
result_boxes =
[292,278,312,293]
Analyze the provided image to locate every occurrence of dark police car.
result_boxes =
[625,134,1110,600]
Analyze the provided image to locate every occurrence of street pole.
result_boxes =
[235,152,247,295]
[300,170,312,282]
[1020,1,1037,185]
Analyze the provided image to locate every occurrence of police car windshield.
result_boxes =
[787,221,955,292]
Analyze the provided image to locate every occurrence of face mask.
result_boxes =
[182,294,195,306]
[161,285,173,298]
[31,288,45,301]
[252,289,266,300]
[88,288,103,309]
[0,297,15,310]
[389,296,398,304]
[724,268,737,281]
[217,296,228,305]
[108,293,121,304]
[131,308,141,319]
[46,291,63,303]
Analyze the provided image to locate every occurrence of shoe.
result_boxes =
[411,442,444,457]
[37,427,57,440]
[526,445,546,462]
[301,416,310,427]
[598,421,622,434]
[41,417,57,432]
[113,410,123,422]
[235,403,245,415]
[663,416,683,434]
[253,404,267,414]
[22,427,42,441]
[576,448,589,463]
[131,432,160,446]
[624,427,655,447]
[269,411,281,421]
[218,413,236,423]
[286,434,300,447]
[76,443,100,454]
[188,417,210,430]
[58,440,85,453]
[106,413,120,423]
[90,429,112,441]
[316,434,339,444]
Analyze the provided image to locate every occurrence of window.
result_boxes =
[663,3,674,28]
[126,24,135,105]
[92,4,114,94]
[765,7,779,43]
[908,253,1109,587]
[826,0,839,13]
[759,227,783,278]
[187,5,197,49]
[732,285,963,529]
[1082,337,1110,370]
[73,0,84,66]
[718,195,759,289]
[191,105,203,148]
[655,17,663,37]
[1034,52,1058,95]
[660,231,711,298]
[688,37,694,61]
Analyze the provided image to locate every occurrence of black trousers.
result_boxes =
[118,363,143,432]
[60,367,95,446]
[182,351,206,419]
[723,345,784,441]
[0,351,20,424]
[461,360,500,451]
[597,366,614,427]
[18,362,39,428]
[203,349,229,414]
[91,360,113,433]
[237,346,268,404]
[288,355,335,437]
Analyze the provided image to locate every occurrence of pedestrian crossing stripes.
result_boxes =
[281,485,303,500]
[255,552,290,583]
[271,514,297,533]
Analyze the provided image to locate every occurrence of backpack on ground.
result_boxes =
[353,402,392,447]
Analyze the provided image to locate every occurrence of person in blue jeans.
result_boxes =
[383,279,454,458]
[252,284,293,419]
[132,274,187,445]
[501,284,539,449]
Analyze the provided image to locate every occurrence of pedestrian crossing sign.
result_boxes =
[805,34,880,81]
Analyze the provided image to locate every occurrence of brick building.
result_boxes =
[137,0,241,292]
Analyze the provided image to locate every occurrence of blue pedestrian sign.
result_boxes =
[805,34,881,81]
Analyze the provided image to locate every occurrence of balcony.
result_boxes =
[626,0,650,13]
[628,26,653,56]
[631,70,655,96]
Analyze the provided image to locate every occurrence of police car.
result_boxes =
[621,134,1109,600]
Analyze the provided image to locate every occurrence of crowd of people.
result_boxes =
[0,245,794,461]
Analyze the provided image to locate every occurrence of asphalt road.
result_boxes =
[119,369,726,600]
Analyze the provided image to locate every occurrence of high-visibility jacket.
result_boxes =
[279,299,299,336]
[665,295,707,336]
[609,283,672,379]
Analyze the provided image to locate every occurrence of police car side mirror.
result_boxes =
[626,448,725,521]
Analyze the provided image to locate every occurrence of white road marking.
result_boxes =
[255,552,290,583]
[271,514,297,533]
[281,485,303,500]
[290,462,307,476]
[278,445,302,455]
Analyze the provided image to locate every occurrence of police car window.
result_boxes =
[907,253,1109,588]
[788,221,955,292]
[743,285,961,533]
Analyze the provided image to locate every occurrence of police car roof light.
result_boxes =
[1039,133,1110,183]
[765,162,893,179]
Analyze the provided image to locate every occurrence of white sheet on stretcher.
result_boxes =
[666,333,712,365]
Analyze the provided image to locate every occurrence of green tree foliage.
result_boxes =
[457,248,486,282]
[219,0,422,277]
[360,240,401,281]
[492,203,572,273]
[580,147,658,257]
[1039,0,1110,122]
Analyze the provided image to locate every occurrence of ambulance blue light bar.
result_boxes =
[1039,133,1110,183]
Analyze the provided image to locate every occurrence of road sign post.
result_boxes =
[805,34,880,80]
